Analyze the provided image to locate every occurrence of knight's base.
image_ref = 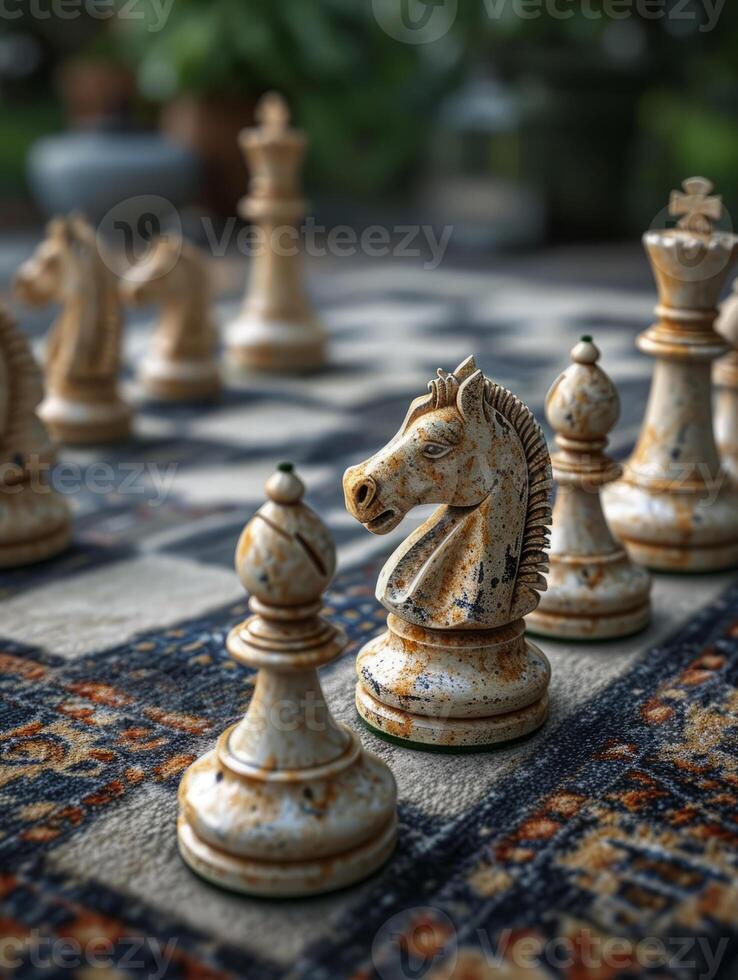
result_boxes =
[526,550,651,640]
[356,684,548,750]
[355,616,550,751]
[0,484,71,568]
[603,479,738,572]
[139,357,221,402]
[39,394,132,445]
[177,812,397,899]
[226,315,326,373]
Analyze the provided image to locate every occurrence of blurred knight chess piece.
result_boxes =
[715,279,738,481]
[603,178,738,571]
[226,92,327,373]
[121,237,221,402]
[14,215,132,444]
[344,357,552,750]
[0,306,71,567]
[178,464,397,896]
[527,338,651,640]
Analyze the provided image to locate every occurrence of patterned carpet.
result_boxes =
[1,251,737,979]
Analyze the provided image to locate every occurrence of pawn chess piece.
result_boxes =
[0,307,71,567]
[14,215,131,444]
[178,464,397,896]
[715,279,738,481]
[226,92,326,373]
[527,338,651,640]
[603,177,738,571]
[343,357,552,750]
[121,237,221,402]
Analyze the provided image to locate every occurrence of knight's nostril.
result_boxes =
[357,485,369,504]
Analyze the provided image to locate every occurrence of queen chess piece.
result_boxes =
[715,279,738,482]
[527,338,651,640]
[226,92,327,373]
[14,215,132,444]
[178,464,397,896]
[343,357,553,750]
[0,306,71,567]
[603,177,738,571]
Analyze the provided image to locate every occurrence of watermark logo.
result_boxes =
[0,0,175,31]
[372,908,457,980]
[98,194,183,281]
[372,0,459,44]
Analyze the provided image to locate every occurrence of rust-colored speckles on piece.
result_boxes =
[344,357,552,749]
[177,466,397,897]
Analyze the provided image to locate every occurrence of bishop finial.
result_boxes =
[669,177,723,236]
[255,91,291,134]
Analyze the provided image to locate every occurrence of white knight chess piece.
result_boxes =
[344,356,553,750]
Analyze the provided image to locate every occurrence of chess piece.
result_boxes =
[226,92,326,373]
[178,463,397,897]
[603,178,738,571]
[121,237,221,402]
[527,338,651,640]
[0,306,71,567]
[14,215,132,444]
[715,279,738,481]
[343,357,552,750]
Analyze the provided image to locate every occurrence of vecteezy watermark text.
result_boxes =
[0,0,175,31]
[0,931,177,980]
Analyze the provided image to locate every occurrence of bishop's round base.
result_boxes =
[226,315,326,373]
[526,551,651,640]
[39,394,132,445]
[0,484,71,569]
[177,812,397,898]
[603,479,738,572]
[139,356,221,402]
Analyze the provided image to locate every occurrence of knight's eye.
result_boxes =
[422,442,451,459]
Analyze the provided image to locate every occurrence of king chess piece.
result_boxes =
[343,357,553,750]
[603,177,738,571]
[121,237,221,402]
[178,464,397,896]
[226,92,327,373]
[527,338,651,640]
[0,306,71,567]
[14,215,132,444]
[715,279,738,481]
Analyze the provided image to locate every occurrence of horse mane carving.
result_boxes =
[344,356,552,629]
[0,307,47,462]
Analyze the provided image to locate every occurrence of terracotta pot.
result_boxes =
[161,95,256,215]
[58,59,137,127]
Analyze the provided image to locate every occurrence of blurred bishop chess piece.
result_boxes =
[527,338,651,640]
[0,306,71,567]
[121,237,221,402]
[604,178,738,571]
[14,215,132,444]
[344,357,552,750]
[715,279,738,481]
[226,92,327,373]
[178,464,397,896]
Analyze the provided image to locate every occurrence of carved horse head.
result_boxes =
[14,215,121,384]
[344,357,552,629]
[121,237,214,359]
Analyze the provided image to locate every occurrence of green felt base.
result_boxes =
[357,713,541,754]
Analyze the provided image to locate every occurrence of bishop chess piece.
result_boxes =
[226,92,326,373]
[178,464,397,896]
[14,216,132,444]
[527,338,651,640]
[343,357,552,750]
[604,178,738,571]
[121,237,221,402]
[715,279,738,481]
[0,306,71,567]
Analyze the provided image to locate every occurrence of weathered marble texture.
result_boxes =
[527,338,651,640]
[344,356,553,749]
[177,465,397,896]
